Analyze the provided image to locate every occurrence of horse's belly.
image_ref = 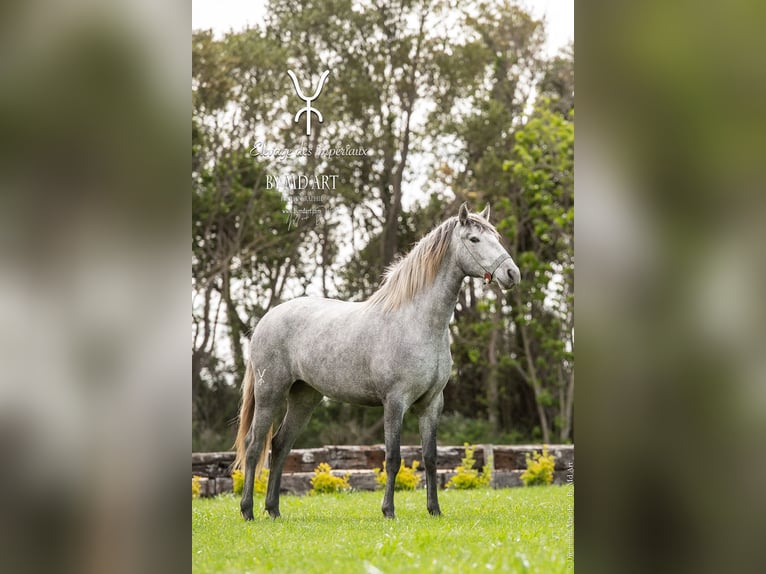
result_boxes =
[321,387,382,407]
[287,313,450,406]
[293,354,382,406]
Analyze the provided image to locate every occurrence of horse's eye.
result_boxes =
[469,237,480,243]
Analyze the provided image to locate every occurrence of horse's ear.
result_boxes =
[479,204,491,221]
[458,202,469,225]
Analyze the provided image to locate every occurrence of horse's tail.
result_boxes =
[232,360,272,474]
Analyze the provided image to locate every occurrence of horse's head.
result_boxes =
[454,203,520,289]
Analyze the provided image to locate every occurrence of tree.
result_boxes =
[192,28,314,449]
[191,1,574,449]
[538,42,574,117]
[504,101,574,442]
[442,2,573,443]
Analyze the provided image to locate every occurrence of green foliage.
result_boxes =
[374,460,422,491]
[446,443,492,490]
[231,468,269,496]
[521,446,556,486]
[191,1,574,449]
[310,463,351,495]
[193,487,575,573]
[192,476,201,499]
[437,413,528,445]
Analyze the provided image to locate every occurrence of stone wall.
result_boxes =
[192,444,574,497]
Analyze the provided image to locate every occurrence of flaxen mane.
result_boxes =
[365,214,498,312]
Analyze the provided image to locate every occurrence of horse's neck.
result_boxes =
[413,251,465,331]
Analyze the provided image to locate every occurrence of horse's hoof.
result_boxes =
[241,508,254,521]
[428,508,442,517]
[267,509,281,519]
[382,510,396,519]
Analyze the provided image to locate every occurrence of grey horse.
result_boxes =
[233,203,520,520]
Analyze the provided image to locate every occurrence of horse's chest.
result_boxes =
[402,338,451,384]
[433,346,453,384]
[365,327,451,392]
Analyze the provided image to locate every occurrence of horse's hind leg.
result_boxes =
[240,372,288,521]
[240,407,278,520]
[265,382,323,518]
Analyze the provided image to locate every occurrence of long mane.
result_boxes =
[365,214,496,313]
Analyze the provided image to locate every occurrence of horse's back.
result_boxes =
[250,295,369,362]
[254,296,361,332]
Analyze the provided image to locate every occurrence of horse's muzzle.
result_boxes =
[507,265,520,287]
[496,264,520,290]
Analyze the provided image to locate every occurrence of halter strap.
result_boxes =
[488,253,512,276]
[460,237,512,285]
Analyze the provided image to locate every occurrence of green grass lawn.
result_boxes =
[192,486,573,573]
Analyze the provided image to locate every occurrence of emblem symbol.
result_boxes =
[287,69,330,136]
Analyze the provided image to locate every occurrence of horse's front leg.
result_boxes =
[418,392,444,516]
[381,398,405,519]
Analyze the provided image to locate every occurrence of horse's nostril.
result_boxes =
[508,267,520,285]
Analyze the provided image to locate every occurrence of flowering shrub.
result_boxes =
[446,443,492,489]
[374,460,422,491]
[231,468,268,495]
[310,463,351,494]
[231,469,243,494]
[192,475,202,499]
[521,446,556,486]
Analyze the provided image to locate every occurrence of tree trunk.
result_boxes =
[486,288,503,434]
[487,326,499,433]
[561,368,574,441]
[381,6,426,268]
[516,293,551,444]
[221,270,245,376]
[320,223,329,298]
[380,117,396,267]
[192,285,212,401]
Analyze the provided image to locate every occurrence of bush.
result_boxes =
[310,463,351,494]
[231,469,243,494]
[192,475,201,499]
[446,443,492,490]
[374,460,422,490]
[231,468,269,495]
[521,446,556,486]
